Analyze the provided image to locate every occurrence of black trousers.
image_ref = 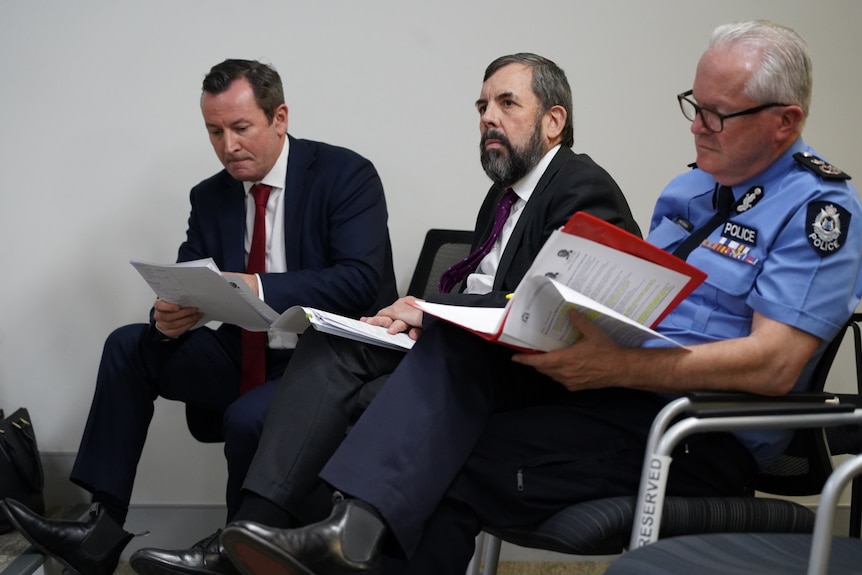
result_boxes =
[318,321,756,573]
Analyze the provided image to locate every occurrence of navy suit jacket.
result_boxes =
[176,134,398,316]
[174,135,398,440]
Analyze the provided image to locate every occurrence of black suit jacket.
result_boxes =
[431,146,639,308]
[314,146,641,553]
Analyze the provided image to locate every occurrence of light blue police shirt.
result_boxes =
[646,138,862,467]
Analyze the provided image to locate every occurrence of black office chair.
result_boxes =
[475,313,862,574]
[824,313,862,539]
[186,228,475,444]
[406,229,474,299]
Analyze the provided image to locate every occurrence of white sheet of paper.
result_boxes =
[519,229,691,328]
[502,276,682,351]
[409,302,506,336]
[273,306,415,351]
[130,258,278,331]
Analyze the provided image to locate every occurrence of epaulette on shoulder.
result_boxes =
[794,152,851,180]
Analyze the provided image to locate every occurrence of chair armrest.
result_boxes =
[631,396,862,550]
[685,391,838,403]
[682,391,847,418]
[809,453,862,574]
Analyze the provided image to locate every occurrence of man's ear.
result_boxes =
[274,103,289,133]
[777,105,804,139]
[544,105,567,141]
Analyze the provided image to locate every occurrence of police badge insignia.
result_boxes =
[807,202,851,256]
[733,186,764,214]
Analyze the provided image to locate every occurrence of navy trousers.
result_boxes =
[223,379,281,518]
[70,322,290,519]
[319,321,756,572]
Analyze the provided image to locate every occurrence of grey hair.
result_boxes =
[709,20,812,118]
[484,53,574,147]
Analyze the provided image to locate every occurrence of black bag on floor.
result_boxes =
[0,408,45,534]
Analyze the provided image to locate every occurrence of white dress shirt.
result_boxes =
[241,136,295,347]
[465,145,561,295]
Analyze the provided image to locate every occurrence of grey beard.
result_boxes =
[480,128,545,188]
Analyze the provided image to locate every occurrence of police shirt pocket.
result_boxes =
[647,216,691,252]
[688,244,762,298]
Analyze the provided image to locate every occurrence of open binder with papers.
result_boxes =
[410,212,707,352]
[271,307,414,351]
[130,258,414,351]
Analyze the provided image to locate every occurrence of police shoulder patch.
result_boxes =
[794,152,851,180]
[807,202,851,256]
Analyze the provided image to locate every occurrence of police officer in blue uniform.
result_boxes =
[644,138,858,469]
[218,20,862,575]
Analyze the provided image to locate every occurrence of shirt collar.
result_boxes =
[243,135,290,195]
[509,144,561,203]
[731,137,806,192]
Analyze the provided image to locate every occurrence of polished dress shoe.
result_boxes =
[220,498,384,575]
[130,530,240,575]
[1,498,133,575]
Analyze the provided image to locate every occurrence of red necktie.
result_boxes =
[239,184,272,395]
[438,188,518,293]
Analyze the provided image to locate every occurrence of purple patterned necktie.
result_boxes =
[438,188,518,293]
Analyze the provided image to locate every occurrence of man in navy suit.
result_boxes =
[0,59,397,575]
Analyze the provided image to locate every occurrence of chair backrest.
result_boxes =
[825,313,862,454]
[189,228,474,444]
[406,229,474,299]
[756,313,862,496]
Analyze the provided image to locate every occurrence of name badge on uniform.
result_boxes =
[721,221,758,245]
[701,219,760,265]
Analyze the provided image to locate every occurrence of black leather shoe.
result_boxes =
[220,499,383,575]
[130,530,240,575]
[1,498,133,575]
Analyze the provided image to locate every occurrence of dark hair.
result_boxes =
[202,59,285,123]
[484,53,574,147]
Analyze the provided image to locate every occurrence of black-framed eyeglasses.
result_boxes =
[677,89,789,133]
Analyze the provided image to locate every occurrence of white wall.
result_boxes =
[1,0,860,505]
